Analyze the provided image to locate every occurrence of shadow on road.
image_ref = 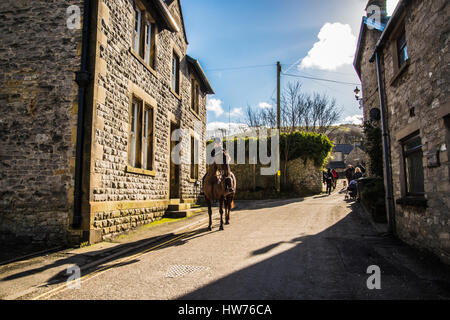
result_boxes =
[0,226,217,287]
[178,202,450,300]
[2,198,450,300]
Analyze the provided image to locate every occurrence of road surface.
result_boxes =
[2,187,450,300]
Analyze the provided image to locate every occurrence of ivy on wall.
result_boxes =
[362,121,384,177]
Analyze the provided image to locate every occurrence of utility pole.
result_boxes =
[276,61,281,193]
[277,62,281,130]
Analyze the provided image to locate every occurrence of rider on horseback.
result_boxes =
[202,137,234,194]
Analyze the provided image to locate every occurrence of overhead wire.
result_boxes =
[282,72,360,86]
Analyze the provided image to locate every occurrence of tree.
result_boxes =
[245,81,342,133]
[244,81,342,188]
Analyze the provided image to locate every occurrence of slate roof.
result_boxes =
[186,55,214,94]
[333,144,354,155]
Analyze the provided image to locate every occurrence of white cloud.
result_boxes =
[206,122,249,138]
[227,107,243,118]
[206,97,224,117]
[258,102,272,109]
[299,22,357,71]
[339,115,363,125]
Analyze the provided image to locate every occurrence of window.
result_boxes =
[191,78,200,114]
[133,1,156,69]
[172,52,180,93]
[190,136,199,180]
[402,133,424,196]
[133,6,142,54]
[129,96,154,171]
[195,83,200,114]
[144,22,155,67]
[397,30,408,68]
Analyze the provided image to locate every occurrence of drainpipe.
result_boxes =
[73,0,91,228]
[370,50,397,236]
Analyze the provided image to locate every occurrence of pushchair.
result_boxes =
[345,180,358,200]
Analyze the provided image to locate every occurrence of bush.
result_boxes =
[207,131,333,167]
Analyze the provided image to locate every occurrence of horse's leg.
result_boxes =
[225,196,231,225]
[219,197,224,231]
[206,198,213,231]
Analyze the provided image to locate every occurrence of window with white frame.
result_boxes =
[133,0,156,69]
[172,52,180,94]
[129,95,154,171]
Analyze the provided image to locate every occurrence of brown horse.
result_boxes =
[203,151,236,231]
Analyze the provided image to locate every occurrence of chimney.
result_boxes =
[365,0,387,22]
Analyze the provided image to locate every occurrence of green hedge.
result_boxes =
[207,131,333,167]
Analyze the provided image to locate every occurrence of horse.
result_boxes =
[203,150,236,231]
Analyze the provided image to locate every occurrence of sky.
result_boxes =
[181,0,400,133]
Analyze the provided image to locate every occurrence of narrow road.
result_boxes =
[3,187,450,300]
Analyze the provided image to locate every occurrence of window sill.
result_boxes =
[390,59,410,86]
[129,48,158,79]
[396,196,427,208]
[126,165,156,177]
[170,88,181,101]
[190,108,202,120]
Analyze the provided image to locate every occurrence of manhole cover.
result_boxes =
[165,265,209,278]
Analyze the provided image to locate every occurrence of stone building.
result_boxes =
[328,144,355,172]
[327,144,366,177]
[0,0,214,245]
[354,0,450,263]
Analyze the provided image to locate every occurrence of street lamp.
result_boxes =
[354,87,363,109]
[354,87,362,101]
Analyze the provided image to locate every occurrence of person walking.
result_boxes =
[356,163,366,175]
[324,168,333,195]
[345,165,355,184]
[331,169,338,190]
[353,167,363,180]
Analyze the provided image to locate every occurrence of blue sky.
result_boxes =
[182,0,399,132]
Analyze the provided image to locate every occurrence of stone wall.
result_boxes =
[87,0,208,241]
[357,2,384,122]
[359,0,450,263]
[0,0,210,244]
[381,0,450,263]
[230,158,323,197]
[345,146,367,167]
[286,158,323,195]
[92,203,166,241]
[0,0,83,244]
